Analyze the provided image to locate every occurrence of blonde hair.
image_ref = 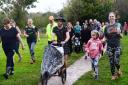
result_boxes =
[49,16,54,20]
[27,19,33,23]
[109,12,116,15]
[91,30,99,38]
[10,19,16,25]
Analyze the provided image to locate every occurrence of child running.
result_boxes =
[85,30,103,80]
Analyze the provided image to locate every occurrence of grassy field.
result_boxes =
[0,35,83,85]
[2,35,128,85]
[74,36,128,85]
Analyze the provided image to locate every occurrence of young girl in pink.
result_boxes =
[85,30,103,80]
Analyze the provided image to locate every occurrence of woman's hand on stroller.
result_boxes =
[51,40,65,46]
[52,41,58,44]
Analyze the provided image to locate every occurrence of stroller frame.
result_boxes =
[40,45,67,85]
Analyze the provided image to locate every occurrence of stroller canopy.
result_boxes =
[42,45,64,75]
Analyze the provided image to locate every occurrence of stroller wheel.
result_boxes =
[41,72,49,85]
[61,69,67,84]
[75,46,81,53]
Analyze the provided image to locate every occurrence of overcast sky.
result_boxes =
[28,0,68,13]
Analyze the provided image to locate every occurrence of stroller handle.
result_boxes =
[51,42,64,47]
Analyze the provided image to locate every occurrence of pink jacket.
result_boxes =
[85,38,103,58]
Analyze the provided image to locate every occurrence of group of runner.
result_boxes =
[0,18,40,79]
[46,11,123,80]
[0,11,123,80]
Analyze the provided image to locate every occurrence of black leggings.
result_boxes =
[3,49,15,74]
[106,47,121,76]
[14,42,20,55]
[68,41,73,54]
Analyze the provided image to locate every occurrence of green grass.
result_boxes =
[0,35,83,85]
[74,36,128,85]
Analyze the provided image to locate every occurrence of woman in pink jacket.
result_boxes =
[85,30,103,80]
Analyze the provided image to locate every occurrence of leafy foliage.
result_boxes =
[114,0,128,22]
[0,0,37,28]
[63,0,113,23]
[29,12,57,33]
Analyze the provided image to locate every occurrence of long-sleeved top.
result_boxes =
[85,38,103,58]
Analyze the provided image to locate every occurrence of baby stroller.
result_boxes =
[40,44,67,85]
[73,35,81,53]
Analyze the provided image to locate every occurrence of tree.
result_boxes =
[29,12,57,33]
[0,0,14,17]
[62,0,113,24]
[12,0,37,28]
[114,0,128,22]
[0,0,37,28]
[0,12,6,27]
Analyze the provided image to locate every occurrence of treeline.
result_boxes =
[62,0,128,24]
[0,0,58,32]
[0,0,128,29]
